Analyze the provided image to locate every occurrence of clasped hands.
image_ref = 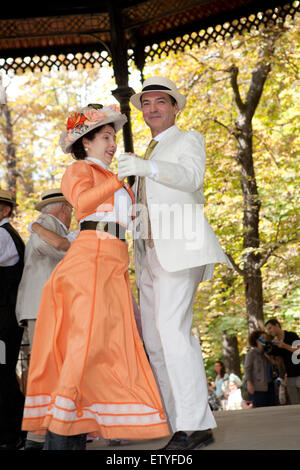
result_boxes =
[117,153,152,181]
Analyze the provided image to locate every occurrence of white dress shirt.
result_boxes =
[80,158,133,228]
[0,217,19,266]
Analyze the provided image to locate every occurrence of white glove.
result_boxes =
[118,154,152,180]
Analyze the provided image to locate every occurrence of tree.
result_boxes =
[134,15,299,370]
[0,79,18,199]
[224,25,281,332]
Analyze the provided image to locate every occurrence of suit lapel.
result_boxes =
[150,125,181,160]
[135,126,181,196]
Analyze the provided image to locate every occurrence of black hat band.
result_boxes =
[142,85,172,92]
[42,192,64,201]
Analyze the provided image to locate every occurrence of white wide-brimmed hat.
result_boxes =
[35,188,68,212]
[229,373,242,388]
[59,103,127,154]
[0,188,17,206]
[130,76,186,111]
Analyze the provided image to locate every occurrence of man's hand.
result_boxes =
[118,154,152,180]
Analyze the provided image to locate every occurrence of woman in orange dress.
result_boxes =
[22,104,169,450]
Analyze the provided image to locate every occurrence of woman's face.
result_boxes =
[83,124,117,166]
[214,362,221,374]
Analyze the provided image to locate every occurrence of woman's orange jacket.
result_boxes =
[61,160,134,222]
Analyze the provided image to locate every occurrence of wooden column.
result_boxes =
[107,3,134,153]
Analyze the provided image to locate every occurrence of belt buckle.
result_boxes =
[96,221,108,232]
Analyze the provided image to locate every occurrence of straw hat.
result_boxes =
[59,103,127,154]
[130,76,186,111]
[0,188,17,206]
[35,188,68,212]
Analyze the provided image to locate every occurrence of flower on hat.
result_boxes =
[84,109,107,126]
[60,103,127,154]
[108,104,120,113]
[67,112,86,131]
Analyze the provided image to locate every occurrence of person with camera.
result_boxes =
[265,319,300,405]
[244,330,277,408]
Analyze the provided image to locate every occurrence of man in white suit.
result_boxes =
[118,77,231,450]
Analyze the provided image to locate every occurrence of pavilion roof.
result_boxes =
[0,0,298,73]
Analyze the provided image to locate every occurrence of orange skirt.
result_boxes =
[22,231,169,439]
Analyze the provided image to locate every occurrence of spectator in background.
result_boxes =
[265,319,300,405]
[207,380,222,411]
[213,360,228,409]
[244,330,277,408]
[0,189,25,449]
[226,373,248,410]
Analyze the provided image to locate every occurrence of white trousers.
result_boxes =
[139,246,216,432]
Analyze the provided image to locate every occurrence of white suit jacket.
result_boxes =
[15,214,67,323]
[133,125,231,286]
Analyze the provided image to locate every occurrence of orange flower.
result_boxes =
[67,112,86,130]
[84,109,107,126]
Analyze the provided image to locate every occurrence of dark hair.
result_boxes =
[248,330,266,348]
[215,360,226,378]
[71,123,115,160]
[140,93,177,107]
[265,318,281,328]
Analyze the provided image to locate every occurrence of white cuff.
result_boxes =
[149,161,159,180]
[28,220,41,233]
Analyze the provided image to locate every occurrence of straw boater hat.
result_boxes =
[59,103,127,154]
[0,188,17,206]
[35,188,68,212]
[130,76,187,111]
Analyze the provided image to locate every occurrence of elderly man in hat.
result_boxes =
[0,189,25,449]
[15,188,73,450]
[118,77,232,449]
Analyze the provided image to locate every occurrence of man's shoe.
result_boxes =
[24,439,44,450]
[162,430,214,450]
[0,435,26,450]
[186,430,214,449]
[162,432,188,450]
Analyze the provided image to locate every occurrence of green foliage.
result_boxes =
[137,16,300,365]
[0,16,299,368]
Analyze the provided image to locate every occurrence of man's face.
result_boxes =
[141,91,178,137]
[266,323,278,338]
[0,203,12,222]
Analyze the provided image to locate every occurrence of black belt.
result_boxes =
[80,221,126,240]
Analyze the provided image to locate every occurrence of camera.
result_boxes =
[257,337,279,355]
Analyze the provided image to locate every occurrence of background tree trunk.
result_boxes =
[228,26,283,333]
[222,331,241,378]
[0,83,18,199]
